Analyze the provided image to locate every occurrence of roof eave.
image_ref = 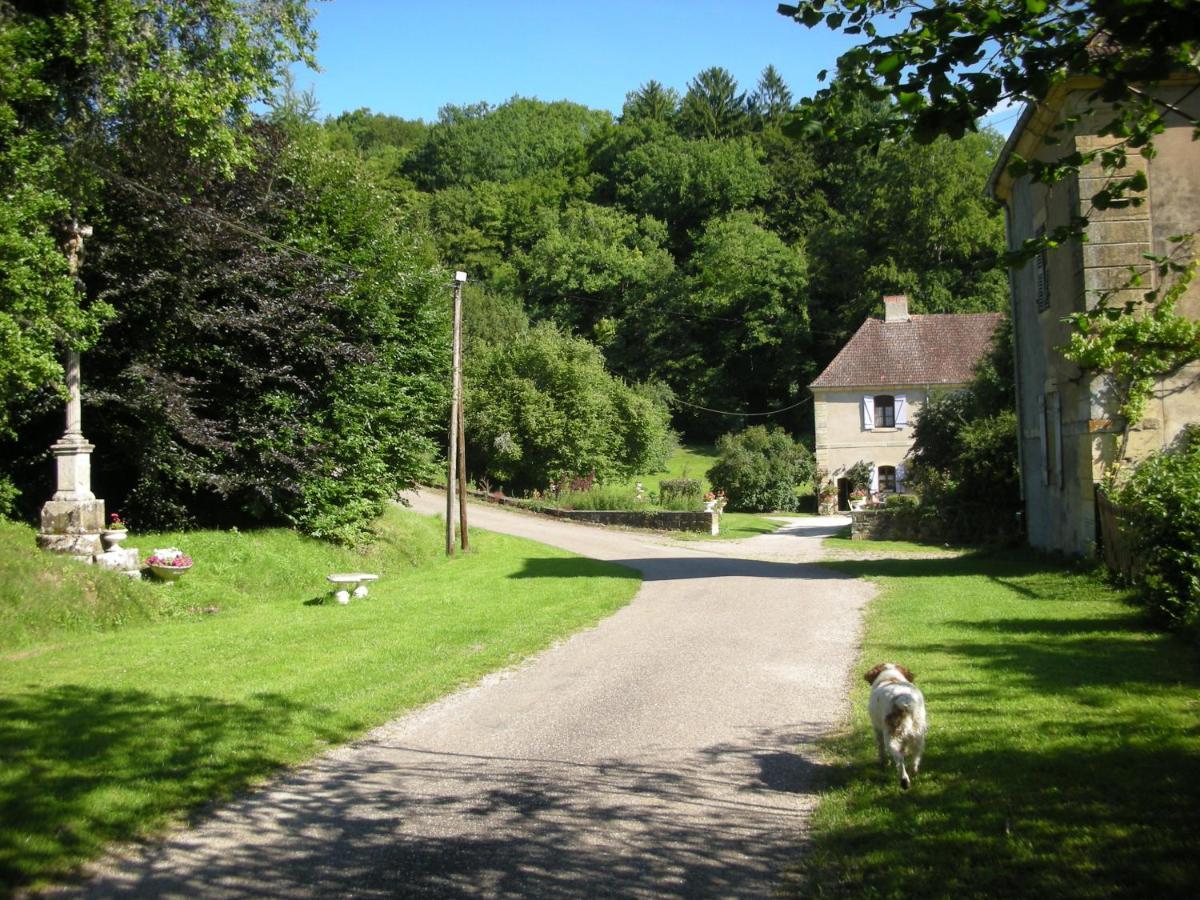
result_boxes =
[987,72,1200,203]
[986,75,1099,204]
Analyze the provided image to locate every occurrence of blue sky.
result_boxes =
[296,0,862,122]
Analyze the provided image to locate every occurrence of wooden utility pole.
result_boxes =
[446,271,467,555]
[457,382,470,551]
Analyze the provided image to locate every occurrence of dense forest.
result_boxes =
[323,66,1009,442]
[0,0,1009,539]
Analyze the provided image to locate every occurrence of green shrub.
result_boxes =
[555,484,640,511]
[658,477,701,505]
[0,477,18,519]
[1116,427,1200,634]
[844,460,874,492]
[706,425,814,512]
[465,322,674,492]
[884,493,919,510]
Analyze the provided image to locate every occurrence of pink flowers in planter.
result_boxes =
[147,548,193,567]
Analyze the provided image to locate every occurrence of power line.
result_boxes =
[982,108,1023,130]
[549,290,848,338]
[670,394,812,418]
[552,290,754,326]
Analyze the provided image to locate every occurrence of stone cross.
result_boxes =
[38,221,105,557]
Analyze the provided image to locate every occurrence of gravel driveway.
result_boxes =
[71,494,873,898]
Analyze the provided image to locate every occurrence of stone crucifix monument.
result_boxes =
[37,222,107,559]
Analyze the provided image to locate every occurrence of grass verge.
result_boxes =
[672,512,796,541]
[787,552,1200,898]
[822,525,962,555]
[0,506,640,891]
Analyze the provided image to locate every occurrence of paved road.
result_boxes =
[73,495,872,898]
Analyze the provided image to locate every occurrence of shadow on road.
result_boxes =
[510,555,854,582]
[74,728,832,898]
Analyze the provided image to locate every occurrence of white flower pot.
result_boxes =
[149,563,191,582]
[102,530,128,550]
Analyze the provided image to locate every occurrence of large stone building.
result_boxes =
[810,295,1001,509]
[988,74,1200,556]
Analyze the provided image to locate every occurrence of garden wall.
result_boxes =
[540,508,719,534]
[850,504,1021,544]
[465,490,719,534]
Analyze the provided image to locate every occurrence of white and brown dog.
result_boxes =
[865,663,927,790]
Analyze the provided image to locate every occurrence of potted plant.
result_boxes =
[146,547,193,582]
[102,512,129,549]
[849,488,868,510]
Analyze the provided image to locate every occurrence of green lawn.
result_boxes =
[671,511,796,541]
[822,525,963,555]
[787,552,1200,898]
[614,443,719,493]
[0,508,640,891]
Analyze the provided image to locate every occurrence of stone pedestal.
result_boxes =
[95,546,141,578]
[50,435,96,502]
[38,498,105,557]
[38,347,106,558]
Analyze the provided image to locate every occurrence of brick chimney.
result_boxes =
[883,294,909,323]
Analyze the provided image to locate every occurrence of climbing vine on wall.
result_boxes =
[1062,250,1200,431]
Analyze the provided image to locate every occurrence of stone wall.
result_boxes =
[463,489,719,534]
[850,505,1022,544]
[539,507,719,535]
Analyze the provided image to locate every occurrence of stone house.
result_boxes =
[987,74,1200,556]
[810,295,1002,510]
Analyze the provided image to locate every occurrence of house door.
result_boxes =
[837,478,850,512]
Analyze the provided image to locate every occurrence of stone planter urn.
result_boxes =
[148,562,191,582]
[146,547,192,582]
[101,530,128,550]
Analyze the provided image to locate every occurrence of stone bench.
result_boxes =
[326,573,379,605]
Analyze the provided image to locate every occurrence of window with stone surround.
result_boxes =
[878,465,897,493]
[875,395,895,428]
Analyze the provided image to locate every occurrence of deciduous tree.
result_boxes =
[464,322,673,492]
[0,0,315,430]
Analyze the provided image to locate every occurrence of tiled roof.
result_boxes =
[810,313,1003,389]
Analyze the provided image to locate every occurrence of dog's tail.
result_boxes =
[885,694,917,734]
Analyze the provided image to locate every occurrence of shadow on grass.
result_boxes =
[510,556,857,583]
[822,551,1127,600]
[504,556,642,583]
[792,736,1200,898]
[0,685,341,891]
[786,553,1200,899]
